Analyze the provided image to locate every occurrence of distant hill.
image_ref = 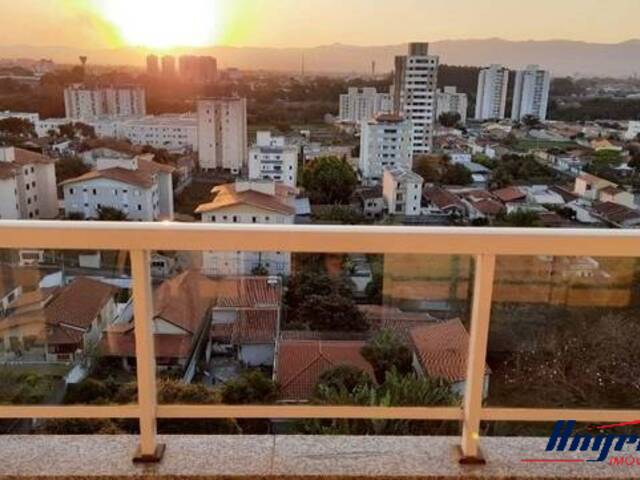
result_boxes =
[1,39,640,77]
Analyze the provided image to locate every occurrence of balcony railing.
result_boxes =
[0,220,639,464]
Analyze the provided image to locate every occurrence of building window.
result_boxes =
[137,205,142,211]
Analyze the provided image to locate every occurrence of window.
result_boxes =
[69,188,74,195]
[93,189,97,195]
[137,205,142,211]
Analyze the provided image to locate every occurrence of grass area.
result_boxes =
[514,139,578,151]
[0,366,66,405]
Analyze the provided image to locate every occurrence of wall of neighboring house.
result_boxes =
[153,317,190,335]
[239,343,275,367]
[0,177,20,220]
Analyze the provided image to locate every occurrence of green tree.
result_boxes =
[361,330,413,383]
[221,370,278,405]
[313,365,373,397]
[438,112,461,128]
[0,117,35,138]
[55,156,90,183]
[302,156,357,204]
[496,210,541,227]
[301,293,370,332]
[521,114,541,128]
[441,163,473,186]
[96,206,128,221]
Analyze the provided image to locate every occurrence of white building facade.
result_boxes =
[119,115,198,152]
[248,131,299,188]
[475,65,509,120]
[511,65,551,121]
[197,98,248,173]
[64,85,146,121]
[359,114,413,182]
[382,165,424,216]
[393,42,439,154]
[338,87,392,124]
[436,87,468,124]
[0,147,57,220]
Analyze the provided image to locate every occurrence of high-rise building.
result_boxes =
[359,114,414,182]
[393,42,439,154]
[249,131,299,188]
[179,55,218,84]
[63,85,146,121]
[338,87,392,123]
[511,65,551,122]
[197,98,248,173]
[475,65,509,120]
[436,87,468,125]
[146,55,159,76]
[161,55,176,77]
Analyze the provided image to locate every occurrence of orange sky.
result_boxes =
[1,0,639,49]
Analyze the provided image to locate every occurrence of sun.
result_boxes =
[92,0,220,49]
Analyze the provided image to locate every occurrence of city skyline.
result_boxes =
[1,0,640,50]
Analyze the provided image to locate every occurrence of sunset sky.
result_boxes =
[1,0,639,49]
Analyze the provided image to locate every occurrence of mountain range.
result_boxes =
[1,39,640,78]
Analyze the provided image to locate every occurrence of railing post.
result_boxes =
[459,254,496,464]
[130,249,165,463]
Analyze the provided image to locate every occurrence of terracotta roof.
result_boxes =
[195,183,295,215]
[492,187,526,203]
[468,198,504,216]
[423,186,465,211]
[12,148,54,166]
[137,158,175,175]
[0,162,17,180]
[211,310,278,345]
[276,340,374,401]
[598,186,625,196]
[591,202,640,226]
[577,172,616,187]
[59,167,156,189]
[410,319,486,383]
[549,185,579,203]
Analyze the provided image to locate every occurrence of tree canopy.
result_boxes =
[301,156,357,205]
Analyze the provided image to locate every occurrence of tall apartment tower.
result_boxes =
[161,55,177,77]
[146,55,159,76]
[63,85,146,121]
[339,87,392,123]
[511,65,551,122]
[393,42,439,154]
[436,87,469,125]
[197,98,248,173]
[475,65,509,120]
[179,55,218,83]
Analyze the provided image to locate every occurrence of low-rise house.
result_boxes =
[61,152,175,221]
[0,147,58,220]
[0,267,22,316]
[0,277,118,363]
[275,339,375,402]
[422,186,466,218]
[598,186,636,209]
[573,173,635,208]
[352,186,385,220]
[410,319,490,398]
[196,180,297,276]
[590,202,640,229]
[525,185,566,207]
[492,186,526,205]
[459,190,504,221]
[383,166,424,216]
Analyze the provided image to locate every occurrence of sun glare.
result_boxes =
[92,0,219,49]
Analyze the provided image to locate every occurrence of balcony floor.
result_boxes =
[0,435,635,479]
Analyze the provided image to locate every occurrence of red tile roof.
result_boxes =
[492,187,526,203]
[0,163,17,180]
[211,310,278,345]
[12,148,54,166]
[423,187,465,211]
[195,183,295,215]
[275,340,374,401]
[410,319,489,383]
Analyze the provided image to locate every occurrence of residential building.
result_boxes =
[179,55,217,83]
[118,114,198,152]
[146,55,159,76]
[436,87,468,124]
[393,42,439,154]
[63,85,146,121]
[161,55,176,77]
[0,266,22,316]
[0,111,39,123]
[573,173,635,208]
[624,120,640,140]
[197,98,248,173]
[352,186,385,220]
[248,131,299,187]
[0,277,118,363]
[382,165,424,216]
[590,202,640,228]
[0,147,57,220]
[475,65,509,120]
[422,186,466,217]
[275,339,374,402]
[61,151,175,221]
[511,65,551,121]
[338,87,392,124]
[359,114,413,181]
[196,180,296,275]
[459,189,504,221]
[410,319,490,398]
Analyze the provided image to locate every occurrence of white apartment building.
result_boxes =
[249,131,299,187]
[197,98,248,173]
[64,85,146,121]
[0,147,57,220]
[393,42,439,154]
[511,65,551,121]
[624,121,640,140]
[119,115,198,152]
[338,87,392,124]
[61,152,174,221]
[436,87,468,125]
[359,114,413,182]
[475,65,509,120]
[383,165,424,216]
[196,180,296,275]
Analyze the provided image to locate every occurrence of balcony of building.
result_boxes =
[0,221,639,479]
